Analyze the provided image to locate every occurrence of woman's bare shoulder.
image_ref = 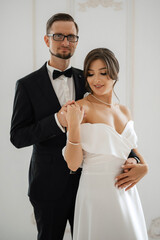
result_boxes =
[76,97,91,108]
[118,104,132,120]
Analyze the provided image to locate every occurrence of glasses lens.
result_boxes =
[53,34,64,41]
[67,35,78,42]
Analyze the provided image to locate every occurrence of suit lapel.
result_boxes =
[36,63,61,112]
[35,64,85,111]
[72,67,85,100]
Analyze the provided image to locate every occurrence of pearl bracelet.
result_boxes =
[67,140,80,146]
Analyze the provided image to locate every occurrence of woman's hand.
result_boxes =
[64,102,84,128]
[115,163,148,191]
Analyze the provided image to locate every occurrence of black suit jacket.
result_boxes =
[10,63,86,202]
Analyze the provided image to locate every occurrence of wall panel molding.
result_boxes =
[68,0,135,113]
[77,0,123,12]
[125,0,135,116]
[32,0,36,71]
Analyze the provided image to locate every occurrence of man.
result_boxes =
[10,13,147,240]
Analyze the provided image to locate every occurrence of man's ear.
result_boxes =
[44,35,50,47]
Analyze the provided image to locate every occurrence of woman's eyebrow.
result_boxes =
[88,67,107,71]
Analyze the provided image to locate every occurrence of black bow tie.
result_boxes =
[53,68,72,80]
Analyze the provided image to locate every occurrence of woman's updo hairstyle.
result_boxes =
[83,48,119,93]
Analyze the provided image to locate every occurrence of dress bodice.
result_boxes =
[80,120,138,160]
[63,120,138,174]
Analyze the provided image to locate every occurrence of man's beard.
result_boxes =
[49,49,73,59]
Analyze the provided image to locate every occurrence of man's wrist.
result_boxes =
[134,157,141,164]
[54,113,65,133]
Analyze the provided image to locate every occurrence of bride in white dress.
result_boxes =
[63,48,148,240]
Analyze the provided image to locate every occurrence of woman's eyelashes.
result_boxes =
[87,73,94,77]
[87,72,107,77]
[101,72,107,76]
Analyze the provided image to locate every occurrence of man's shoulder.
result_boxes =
[72,67,83,75]
[17,62,47,85]
[72,67,84,83]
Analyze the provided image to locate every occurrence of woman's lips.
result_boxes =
[94,84,104,88]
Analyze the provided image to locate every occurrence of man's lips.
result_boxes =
[60,48,70,51]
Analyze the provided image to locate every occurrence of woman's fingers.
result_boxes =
[125,182,137,191]
[64,100,75,107]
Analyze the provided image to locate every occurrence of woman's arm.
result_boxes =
[64,103,84,171]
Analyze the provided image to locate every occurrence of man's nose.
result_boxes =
[62,36,70,45]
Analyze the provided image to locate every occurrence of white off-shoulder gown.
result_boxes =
[67,121,148,240]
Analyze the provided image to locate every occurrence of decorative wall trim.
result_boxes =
[77,0,123,12]
[148,217,160,239]
[32,0,36,71]
[66,0,76,17]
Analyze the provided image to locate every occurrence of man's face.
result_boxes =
[45,21,78,59]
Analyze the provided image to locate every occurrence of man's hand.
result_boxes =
[57,100,75,127]
[123,158,137,173]
[115,163,148,191]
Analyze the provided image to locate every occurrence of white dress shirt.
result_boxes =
[46,62,76,132]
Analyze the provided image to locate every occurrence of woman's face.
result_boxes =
[87,59,114,96]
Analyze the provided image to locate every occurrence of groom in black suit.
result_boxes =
[10,13,85,240]
[10,13,141,240]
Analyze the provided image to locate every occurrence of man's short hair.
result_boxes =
[46,13,79,34]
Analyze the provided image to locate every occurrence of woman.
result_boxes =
[63,48,148,239]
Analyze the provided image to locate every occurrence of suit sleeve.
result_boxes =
[10,80,63,148]
[128,149,139,160]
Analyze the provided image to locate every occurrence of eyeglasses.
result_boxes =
[47,34,79,43]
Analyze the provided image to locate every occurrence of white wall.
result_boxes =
[0,1,36,240]
[134,0,160,238]
[0,0,159,239]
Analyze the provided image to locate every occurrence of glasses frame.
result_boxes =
[47,33,79,43]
